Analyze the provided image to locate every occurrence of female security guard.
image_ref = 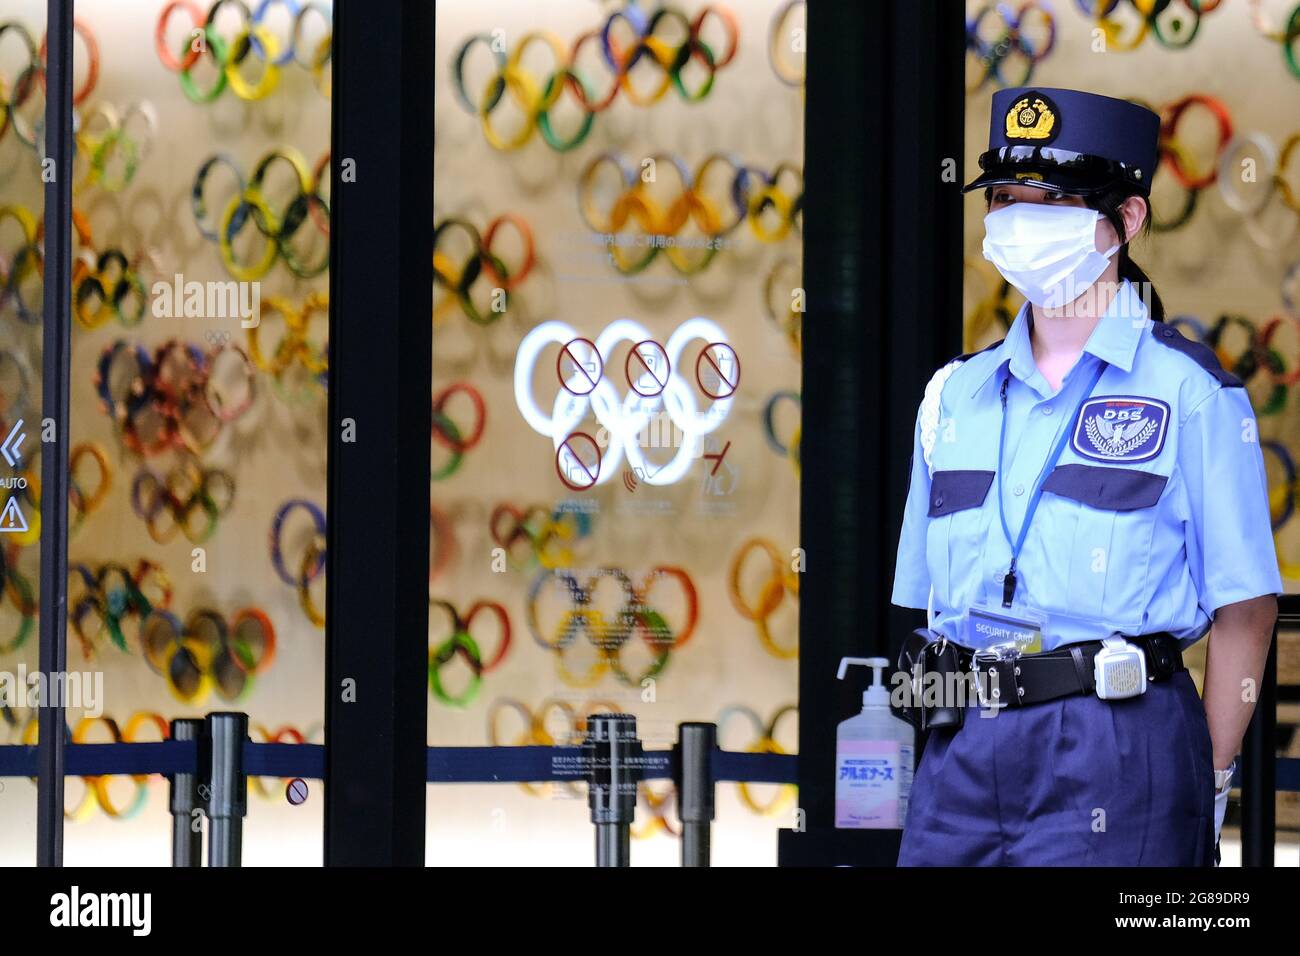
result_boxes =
[891,87,1280,866]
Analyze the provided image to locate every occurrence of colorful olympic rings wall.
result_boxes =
[155,0,332,102]
[433,214,536,325]
[578,153,803,275]
[451,5,740,152]
[192,148,330,280]
[95,338,255,457]
[525,566,699,688]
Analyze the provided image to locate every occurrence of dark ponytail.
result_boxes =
[1087,184,1166,323]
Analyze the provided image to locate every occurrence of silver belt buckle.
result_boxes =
[972,643,1020,710]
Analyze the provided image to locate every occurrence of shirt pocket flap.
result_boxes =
[1042,463,1167,511]
[928,470,995,517]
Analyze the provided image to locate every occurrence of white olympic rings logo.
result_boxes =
[513,317,734,487]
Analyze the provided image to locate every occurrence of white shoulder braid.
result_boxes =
[919,358,965,477]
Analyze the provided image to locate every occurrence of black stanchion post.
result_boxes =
[1240,630,1278,867]
[584,713,641,867]
[169,718,203,867]
[204,712,248,868]
[677,722,715,867]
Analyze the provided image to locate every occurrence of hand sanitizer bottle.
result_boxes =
[834,656,915,829]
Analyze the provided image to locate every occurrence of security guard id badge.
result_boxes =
[964,604,1044,656]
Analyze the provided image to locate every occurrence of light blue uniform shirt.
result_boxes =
[892,280,1283,651]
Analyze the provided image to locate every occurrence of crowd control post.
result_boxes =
[584,713,642,867]
[676,722,716,867]
[169,718,204,867]
[204,713,249,868]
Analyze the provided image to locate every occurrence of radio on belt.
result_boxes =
[1093,637,1147,700]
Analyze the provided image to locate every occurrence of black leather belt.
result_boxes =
[955,632,1185,708]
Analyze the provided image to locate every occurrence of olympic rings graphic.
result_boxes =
[763,390,801,476]
[19,712,169,821]
[966,1,1057,91]
[486,696,621,798]
[489,500,594,571]
[717,704,798,816]
[192,148,330,280]
[526,566,699,688]
[1210,127,1300,249]
[768,0,806,88]
[1246,0,1300,80]
[247,292,329,401]
[515,318,735,488]
[74,100,158,194]
[131,455,236,545]
[67,559,172,661]
[1263,439,1297,531]
[451,5,738,152]
[728,538,799,660]
[74,249,148,330]
[764,256,803,357]
[0,544,35,654]
[0,204,44,324]
[95,338,256,456]
[578,153,803,275]
[156,0,332,102]
[1,18,99,152]
[1084,0,1219,53]
[427,599,512,708]
[0,347,37,422]
[433,214,536,325]
[430,381,487,481]
[270,498,326,628]
[140,605,276,704]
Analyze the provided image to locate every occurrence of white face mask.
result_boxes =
[982,203,1120,308]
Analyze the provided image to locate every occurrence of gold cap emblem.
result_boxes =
[1005,94,1058,143]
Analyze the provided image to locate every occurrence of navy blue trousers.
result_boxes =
[898,670,1215,866]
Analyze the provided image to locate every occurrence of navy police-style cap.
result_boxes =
[963,87,1161,197]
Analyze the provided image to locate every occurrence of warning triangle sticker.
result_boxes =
[0,496,28,533]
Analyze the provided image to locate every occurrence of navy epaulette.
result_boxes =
[1150,324,1243,388]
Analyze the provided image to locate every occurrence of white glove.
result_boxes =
[1212,762,1234,867]
[1213,785,1229,845]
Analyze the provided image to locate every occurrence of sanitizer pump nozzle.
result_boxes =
[834,656,914,829]
[837,656,891,709]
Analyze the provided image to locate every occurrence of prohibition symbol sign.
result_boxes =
[557,431,602,491]
[625,340,670,398]
[558,337,602,396]
[286,778,309,805]
[696,342,740,399]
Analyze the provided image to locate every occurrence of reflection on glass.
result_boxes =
[430,0,805,866]
[0,0,334,865]
[0,0,49,866]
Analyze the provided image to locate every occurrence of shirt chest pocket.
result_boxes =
[926,470,995,603]
[1040,463,1168,629]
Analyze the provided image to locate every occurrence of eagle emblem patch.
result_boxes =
[1005,93,1059,144]
[1072,397,1170,463]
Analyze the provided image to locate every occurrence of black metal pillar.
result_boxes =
[324,0,433,865]
[788,0,964,861]
[36,0,74,868]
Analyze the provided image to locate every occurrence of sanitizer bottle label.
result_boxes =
[834,741,914,829]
